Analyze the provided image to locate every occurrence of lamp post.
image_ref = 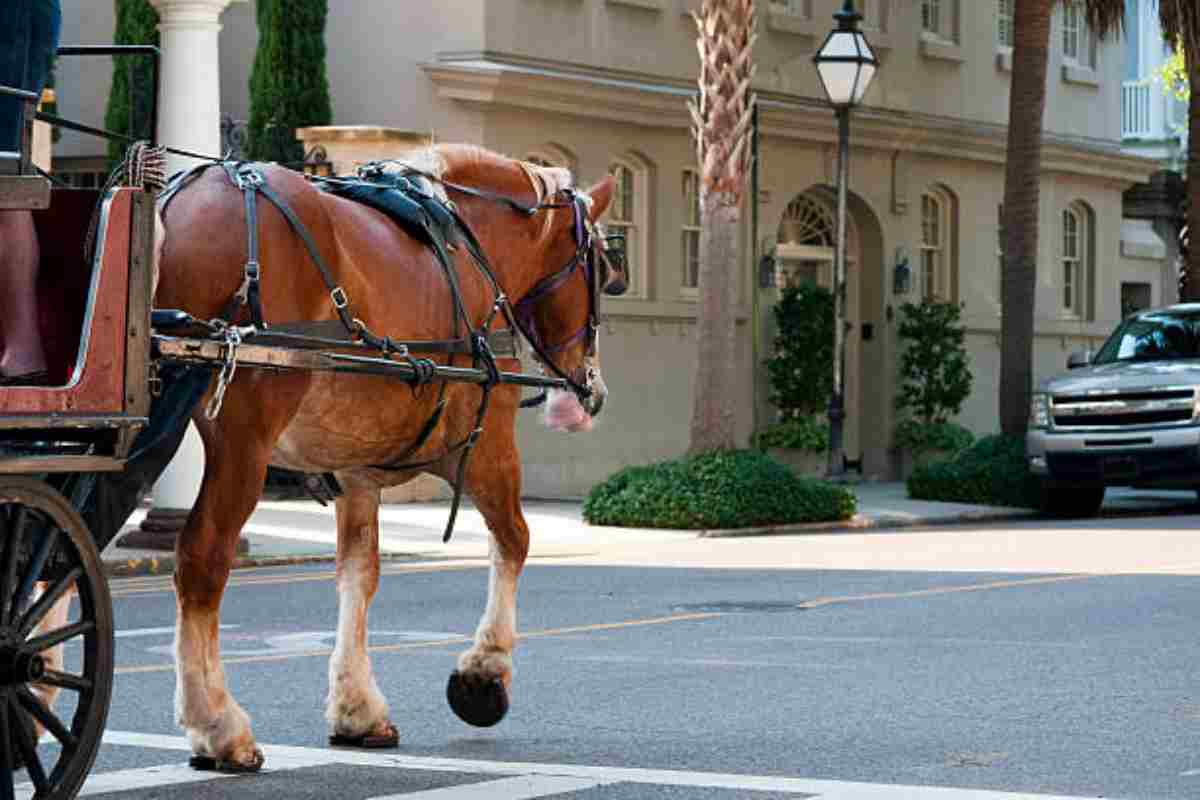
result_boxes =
[812,0,878,479]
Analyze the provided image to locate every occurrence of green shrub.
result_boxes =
[753,415,830,453]
[906,434,1039,508]
[765,283,834,419]
[895,300,973,425]
[247,0,333,164]
[584,450,856,529]
[104,0,159,168]
[893,419,974,454]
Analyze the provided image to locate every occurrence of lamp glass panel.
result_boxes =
[852,62,877,103]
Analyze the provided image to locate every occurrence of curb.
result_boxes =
[102,550,425,579]
[696,509,1039,538]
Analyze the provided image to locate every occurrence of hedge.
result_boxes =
[906,434,1040,508]
[583,449,856,529]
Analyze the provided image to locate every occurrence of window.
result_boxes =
[921,193,945,301]
[922,0,941,35]
[769,0,809,17]
[1062,207,1084,316]
[682,170,701,291]
[1062,3,1081,63]
[1061,3,1095,68]
[996,202,1005,305]
[607,160,640,296]
[997,0,1013,48]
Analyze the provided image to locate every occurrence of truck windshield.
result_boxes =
[1093,311,1200,364]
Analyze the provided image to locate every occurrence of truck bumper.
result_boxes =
[1027,426,1200,488]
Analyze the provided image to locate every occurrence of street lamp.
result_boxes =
[812,0,878,478]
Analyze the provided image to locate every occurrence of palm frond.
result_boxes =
[1159,0,1200,54]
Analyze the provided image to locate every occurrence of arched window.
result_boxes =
[1062,202,1094,319]
[605,157,649,297]
[919,186,958,302]
[524,143,577,174]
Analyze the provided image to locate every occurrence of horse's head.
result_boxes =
[512,169,627,433]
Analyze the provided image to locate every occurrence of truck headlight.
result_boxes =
[1029,393,1050,429]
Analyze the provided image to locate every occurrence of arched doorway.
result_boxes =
[769,189,884,474]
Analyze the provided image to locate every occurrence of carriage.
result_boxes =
[0,45,624,800]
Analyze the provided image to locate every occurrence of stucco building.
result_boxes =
[53,0,1168,496]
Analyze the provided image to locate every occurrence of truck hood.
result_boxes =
[1039,360,1200,394]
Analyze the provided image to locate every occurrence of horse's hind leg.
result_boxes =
[325,483,397,746]
[443,428,529,728]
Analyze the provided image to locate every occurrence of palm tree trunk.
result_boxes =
[999,0,1053,436]
[690,191,741,452]
[1182,59,1200,300]
[687,0,756,454]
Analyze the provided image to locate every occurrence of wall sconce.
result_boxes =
[892,246,911,295]
[759,251,777,289]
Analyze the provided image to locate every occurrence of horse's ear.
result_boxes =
[585,176,615,221]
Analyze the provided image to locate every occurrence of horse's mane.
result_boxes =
[387,144,575,209]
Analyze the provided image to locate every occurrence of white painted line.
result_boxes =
[17,764,235,798]
[99,731,1113,798]
[369,775,609,800]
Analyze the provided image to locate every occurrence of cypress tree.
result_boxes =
[246,0,333,165]
[104,0,159,167]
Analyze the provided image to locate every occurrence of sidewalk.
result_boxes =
[98,483,1200,576]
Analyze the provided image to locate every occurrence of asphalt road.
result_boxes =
[41,516,1200,799]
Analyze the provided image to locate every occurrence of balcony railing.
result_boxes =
[1122,80,1153,139]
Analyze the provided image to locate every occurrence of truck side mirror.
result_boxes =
[1067,350,1092,370]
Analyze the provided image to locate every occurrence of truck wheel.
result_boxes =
[1039,485,1105,518]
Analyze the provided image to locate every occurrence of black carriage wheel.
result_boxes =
[0,478,113,800]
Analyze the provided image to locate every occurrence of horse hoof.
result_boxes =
[329,723,399,749]
[446,670,509,727]
[188,749,264,774]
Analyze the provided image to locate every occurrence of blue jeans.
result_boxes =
[0,0,62,154]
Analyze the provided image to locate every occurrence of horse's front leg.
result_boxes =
[443,427,529,727]
[325,483,396,747]
[174,401,288,772]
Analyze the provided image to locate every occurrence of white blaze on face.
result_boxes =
[544,388,592,432]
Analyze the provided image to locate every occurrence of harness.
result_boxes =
[157,159,604,542]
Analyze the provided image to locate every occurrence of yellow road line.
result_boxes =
[107,571,1136,676]
[795,573,1095,610]
[109,562,487,597]
[113,611,725,675]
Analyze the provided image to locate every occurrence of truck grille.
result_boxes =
[1051,388,1195,430]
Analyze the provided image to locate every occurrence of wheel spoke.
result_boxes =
[15,688,76,751]
[13,530,59,627]
[16,568,80,641]
[8,696,46,794]
[0,693,14,800]
[0,507,28,624]
[35,670,90,694]
[24,621,93,654]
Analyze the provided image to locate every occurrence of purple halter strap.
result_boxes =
[511,194,597,356]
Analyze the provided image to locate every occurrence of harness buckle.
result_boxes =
[235,166,263,190]
[244,260,260,282]
[330,286,350,309]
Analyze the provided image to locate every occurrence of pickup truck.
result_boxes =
[1027,303,1200,517]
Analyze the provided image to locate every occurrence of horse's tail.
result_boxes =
[151,203,166,297]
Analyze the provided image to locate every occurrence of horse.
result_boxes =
[150,143,623,771]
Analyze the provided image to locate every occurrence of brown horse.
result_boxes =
[152,144,621,771]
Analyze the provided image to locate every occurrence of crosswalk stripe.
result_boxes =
[17,764,235,798]
[99,731,1112,799]
[367,775,610,799]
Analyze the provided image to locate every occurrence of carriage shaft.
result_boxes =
[152,336,568,391]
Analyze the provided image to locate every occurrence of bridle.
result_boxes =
[400,167,614,403]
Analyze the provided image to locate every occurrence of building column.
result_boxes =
[118,0,246,553]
